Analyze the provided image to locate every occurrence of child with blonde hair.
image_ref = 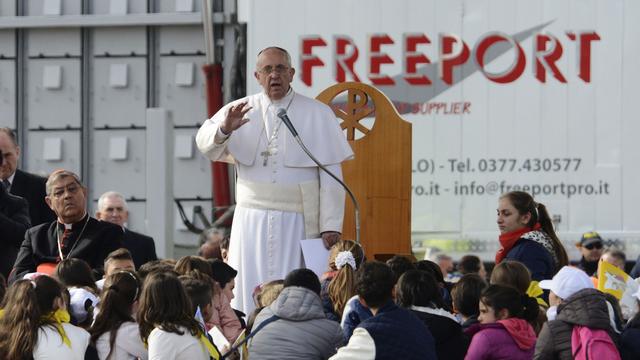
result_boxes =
[320,240,364,321]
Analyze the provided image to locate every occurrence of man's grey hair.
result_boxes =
[45,169,83,196]
[257,46,292,67]
[0,127,18,147]
[97,191,128,211]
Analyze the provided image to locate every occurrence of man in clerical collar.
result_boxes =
[9,169,123,282]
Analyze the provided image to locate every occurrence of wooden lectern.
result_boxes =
[316,82,412,260]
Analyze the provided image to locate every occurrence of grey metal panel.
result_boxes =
[92,58,147,127]
[0,1,17,16]
[25,130,81,176]
[28,29,81,57]
[93,28,147,56]
[173,128,211,198]
[157,0,202,13]
[158,26,205,55]
[91,129,146,199]
[91,0,147,14]
[173,199,212,247]
[0,30,15,57]
[26,0,81,16]
[92,0,148,56]
[157,55,207,127]
[0,59,16,128]
[26,58,81,129]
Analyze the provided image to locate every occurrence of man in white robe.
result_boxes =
[196,47,354,315]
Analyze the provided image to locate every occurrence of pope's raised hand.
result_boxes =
[221,102,252,134]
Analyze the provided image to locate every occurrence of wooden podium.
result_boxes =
[316,82,412,260]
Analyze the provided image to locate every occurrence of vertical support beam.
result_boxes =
[147,0,158,108]
[15,0,26,168]
[146,108,174,258]
[80,0,92,188]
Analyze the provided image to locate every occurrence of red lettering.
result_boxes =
[567,31,600,83]
[368,34,395,85]
[535,34,566,83]
[474,32,526,84]
[334,36,361,82]
[403,34,431,85]
[300,36,327,86]
[440,34,470,85]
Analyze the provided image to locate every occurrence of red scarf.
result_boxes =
[495,223,541,264]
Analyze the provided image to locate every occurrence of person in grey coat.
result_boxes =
[248,268,344,359]
[534,267,621,360]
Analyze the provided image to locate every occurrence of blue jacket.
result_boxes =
[505,238,555,281]
[358,302,437,360]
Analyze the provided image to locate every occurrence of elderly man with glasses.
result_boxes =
[196,46,353,315]
[9,169,123,282]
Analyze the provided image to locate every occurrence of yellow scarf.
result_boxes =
[42,309,72,348]
[527,281,548,307]
[199,332,221,360]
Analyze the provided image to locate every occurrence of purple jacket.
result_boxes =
[465,321,535,360]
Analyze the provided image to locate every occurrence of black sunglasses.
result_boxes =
[584,243,603,250]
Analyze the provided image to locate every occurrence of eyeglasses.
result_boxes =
[584,243,603,250]
[258,64,289,75]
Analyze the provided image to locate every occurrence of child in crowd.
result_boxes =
[321,240,364,321]
[248,268,343,360]
[397,269,468,360]
[173,256,242,343]
[0,275,90,359]
[89,271,146,360]
[97,248,136,290]
[490,260,547,334]
[458,255,487,279]
[247,279,284,333]
[55,258,100,328]
[465,284,538,360]
[415,259,453,310]
[137,272,214,360]
[386,255,416,282]
[535,266,621,359]
[331,261,437,360]
[451,274,487,330]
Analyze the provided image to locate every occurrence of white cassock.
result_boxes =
[196,89,354,315]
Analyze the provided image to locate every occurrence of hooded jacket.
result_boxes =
[465,318,536,360]
[248,286,343,360]
[411,306,469,360]
[534,288,618,360]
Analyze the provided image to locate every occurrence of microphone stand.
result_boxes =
[277,109,361,245]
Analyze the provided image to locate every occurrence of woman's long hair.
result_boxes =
[0,276,63,360]
[327,240,364,317]
[89,271,140,360]
[501,191,569,268]
[137,272,202,343]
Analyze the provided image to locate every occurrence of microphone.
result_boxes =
[276,109,361,245]
[277,108,299,137]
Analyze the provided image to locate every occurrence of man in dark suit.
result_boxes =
[0,128,56,226]
[10,169,123,282]
[0,177,31,278]
[95,191,158,269]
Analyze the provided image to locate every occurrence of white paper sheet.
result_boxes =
[300,238,330,277]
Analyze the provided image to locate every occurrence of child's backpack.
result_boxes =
[571,325,621,360]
